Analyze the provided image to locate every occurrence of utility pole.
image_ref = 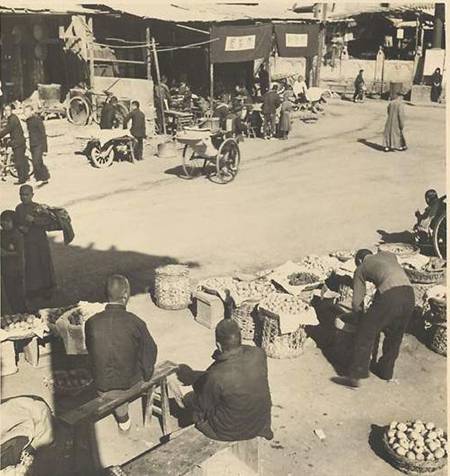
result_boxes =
[314,3,328,87]
[432,2,445,49]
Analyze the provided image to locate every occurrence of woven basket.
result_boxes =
[378,242,419,257]
[429,298,447,323]
[154,265,191,310]
[260,313,307,359]
[231,300,259,341]
[382,428,447,474]
[429,324,447,357]
[413,284,435,308]
[404,267,445,285]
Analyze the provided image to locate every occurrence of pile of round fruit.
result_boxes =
[1,314,42,335]
[287,272,320,287]
[259,293,311,316]
[229,279,275,303]
[199,276,234,293]
[299,255,339,280]
[385,420,447,464]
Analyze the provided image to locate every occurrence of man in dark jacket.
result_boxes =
[169,319,273,442]
[123,100,146,160]
[0,104,28,184]
[333,249,414,389]
[85,275,158,432]
[24,105,50,183]
[99,96,118,130]
[262,84,281,139]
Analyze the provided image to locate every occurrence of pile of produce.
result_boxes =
[67,308,85,326]
[298,255,340,279]
[229,279,275,303]
[198,276,234,293]
[42,305,78,325]
[403,257,446,272]
[378,242,419,257]
[330,250,355,262]
[43,369,93,396]
[385,420,447,462]
[259,293,311,316]
[1,314,43,335]
[288,272,320,286]
[155,265,191,310]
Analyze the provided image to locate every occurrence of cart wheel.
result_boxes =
[8,156,34,179]
[433,214,446,259]
[181,145,205,179]
[88,145,115,168]
[67,96,91,125]
[212,138,240,184]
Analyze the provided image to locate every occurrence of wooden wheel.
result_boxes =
[67,95,91,125]
[433,214,446,259]
[211,138,240,184]
[181,144,205,179]
[88,143,115,168]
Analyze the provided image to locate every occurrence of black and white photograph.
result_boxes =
[0,1,447,475]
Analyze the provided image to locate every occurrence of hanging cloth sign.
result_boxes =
[210,24,272,64]
[274,23,320,58]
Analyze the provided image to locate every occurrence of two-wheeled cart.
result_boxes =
[176,128,241,184]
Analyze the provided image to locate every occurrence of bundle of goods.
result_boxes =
[43,368,93,396]
[382,420,447,474]
[378,242,419,257]
[329,250,355,263]
[0,314,47,339]
[258,293,318,359]
[155,265,191,310]
[403,257,446,285]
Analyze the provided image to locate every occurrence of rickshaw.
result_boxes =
[176,126,240,184]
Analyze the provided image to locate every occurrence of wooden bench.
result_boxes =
[118,425,261,476]
[59,360,178,475]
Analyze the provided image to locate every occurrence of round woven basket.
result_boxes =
[260,313,307,359]
[154,265,191,310]
[429,298,447,323]
[404,267,445,285]
[429,323,447,357]
[231,300,259,341]
[382,428,447,474]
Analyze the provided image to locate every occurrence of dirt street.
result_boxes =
[1,98,446,476]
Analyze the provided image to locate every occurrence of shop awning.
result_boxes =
[274,23,320,58]
[210,23,273,64]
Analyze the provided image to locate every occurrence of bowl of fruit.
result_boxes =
[382,420,447,474]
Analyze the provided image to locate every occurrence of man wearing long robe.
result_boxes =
[24,105,50,183]
[15,185,55,306]
[383,94,406,152]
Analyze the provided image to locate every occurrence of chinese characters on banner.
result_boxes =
[285,33,308,48]
[225,35,256,52]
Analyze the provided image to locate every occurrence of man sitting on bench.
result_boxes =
[169,319,273,442]
[85,275,158,433]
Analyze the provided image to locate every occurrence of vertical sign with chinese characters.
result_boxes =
[224,35,256,52]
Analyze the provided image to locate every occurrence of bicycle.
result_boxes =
[0,137,34,182]
[66,88,129,127]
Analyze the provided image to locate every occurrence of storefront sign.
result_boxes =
[225,35,256,52]
[274,24,320,58]
[210,24,272,63]
[285,33,308,48]
[397,28,404,39]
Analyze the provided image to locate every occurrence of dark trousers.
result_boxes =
[263,113,276,138]
[30,144,50,181]
[134,137,144,160]
[13,145,29,183]
[348,286,415,381]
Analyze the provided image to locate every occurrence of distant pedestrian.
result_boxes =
[262,84,281,140]
[383,93,407,152]
[123,101,146,160]
[0,104,28,184]
[258,64,270,96]
[100,96,118,129]
[353,70,365,103]
[430,68,443,103]
[278,97,293,140]
[24,105,50,184]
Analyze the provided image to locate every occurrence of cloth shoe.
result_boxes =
[117,418,131,433]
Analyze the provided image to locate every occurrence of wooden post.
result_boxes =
[145,27,152,80]
[314,3,328,87]
[152,38,166,135]
[209,62,214,117]
[87,16,95,88]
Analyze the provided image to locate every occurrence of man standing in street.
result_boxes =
[0,104,28,184]
[99,96,118,130]
[123,101,146,160]
[85,275,158,432]
[168,319,273,442]
[262,84,281,140]
[333,249,414,389]
[24,105,50,184]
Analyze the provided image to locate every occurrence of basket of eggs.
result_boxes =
[382,420,447,474]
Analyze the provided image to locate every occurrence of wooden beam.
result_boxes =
[92,58,146,65]
[146,27,152,80]
[87,16,95,88]
[152,37,167,135]
[175,23,209,35]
